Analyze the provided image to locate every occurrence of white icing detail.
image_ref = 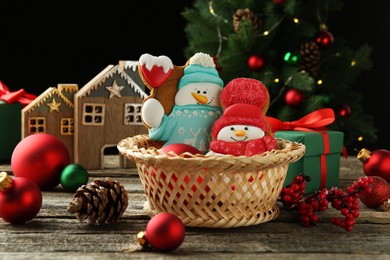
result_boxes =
[139,54,173,73]
[189,53,216,68]
[120,67,148,99]
[175,82,222,106]
[177,127,185,136]
[184,128,201,147]
[175,110,182,116]
[123,61,138,71]
[216,125,265,142]
[141,98,164,128]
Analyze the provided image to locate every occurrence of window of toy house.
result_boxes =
[61,118,74,135]
[124,103,142,125]
[82,103,105,126]
[28,117,46,134]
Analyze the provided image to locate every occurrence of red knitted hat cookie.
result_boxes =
[220,78,269,109]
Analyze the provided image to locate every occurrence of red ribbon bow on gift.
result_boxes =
[266,108,335,133]
[0,81,37,106]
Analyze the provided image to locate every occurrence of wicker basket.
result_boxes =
[117,134,305,228]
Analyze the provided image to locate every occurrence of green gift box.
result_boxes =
[0,103,22,161]
[274,130,344,194]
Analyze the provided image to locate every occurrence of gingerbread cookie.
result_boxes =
[138,54,186,118]
[138,52,224,154]
[208,78,276,156]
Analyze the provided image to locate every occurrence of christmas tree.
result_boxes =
[181,0,376,151]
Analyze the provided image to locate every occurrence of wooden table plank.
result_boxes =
[1,156,390,259]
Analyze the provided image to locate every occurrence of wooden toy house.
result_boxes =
[74,60,149,169]
[22,84,79,161]
[21,61,149,170]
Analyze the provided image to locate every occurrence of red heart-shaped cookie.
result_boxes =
[139,54,173,88]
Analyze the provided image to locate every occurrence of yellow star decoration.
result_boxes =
[106,80,125,98]
[47,98,61,112]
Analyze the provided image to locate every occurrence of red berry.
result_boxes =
[291,183,299,191]
[283,195,292,202]
[345,226,353,232]
[346,186,355,194]
[341,208,349,216]
[295,175,303,182]
[331,217,340,225]
[309,214,319,223]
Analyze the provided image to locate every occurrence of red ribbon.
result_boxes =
[319,132,330,189]
[266,108,335,132]
[266,108,347,190]
[0,81,37,106]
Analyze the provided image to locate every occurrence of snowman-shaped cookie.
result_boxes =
[140,52,224,154]
[208,78,276,156]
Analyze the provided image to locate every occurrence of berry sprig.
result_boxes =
[280,174,373,232]
[280,174,311,210]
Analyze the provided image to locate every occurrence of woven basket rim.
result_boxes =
[117,134,306,171]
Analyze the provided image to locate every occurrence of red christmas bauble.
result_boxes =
[145,212,185,252]
[0,172,42,224]
[160,143,203,157]
[336,104,351,117]
[316,31,334,48]
[359,176,390,209]
[358,148,390,182]
[248,55,265,71]
[272,0,286,4]
[212,56,223,73]
[285,89,304,107]
[11,133,71,190]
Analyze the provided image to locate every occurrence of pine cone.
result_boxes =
[233,8,261,33]
[299,41,321,78]
[67,177,129,225]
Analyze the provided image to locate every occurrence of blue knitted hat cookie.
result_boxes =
[178,53,224,90]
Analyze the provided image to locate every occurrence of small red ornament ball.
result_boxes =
[358,148,390,182]
[160,143,203,157]
[272,0,286,4]
[0,172,42,224]
[248,55,265,71]
[145,212,185,252]
[285,89,304,107]
[359,176,390,209]
[212,56,223,73]
[11,133,70,190]
[336,104,352,117]
[316,31,334,48]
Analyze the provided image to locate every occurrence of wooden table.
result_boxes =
[1,156,389,259]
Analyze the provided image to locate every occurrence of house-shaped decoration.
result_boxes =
[22,84,79,161]
[21,61,149,170]
[74,60,149,169]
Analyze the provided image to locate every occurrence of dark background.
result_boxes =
[1,1,389,150]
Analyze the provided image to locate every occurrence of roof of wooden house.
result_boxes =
[22,84,79,113]
[75,61,148,100]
